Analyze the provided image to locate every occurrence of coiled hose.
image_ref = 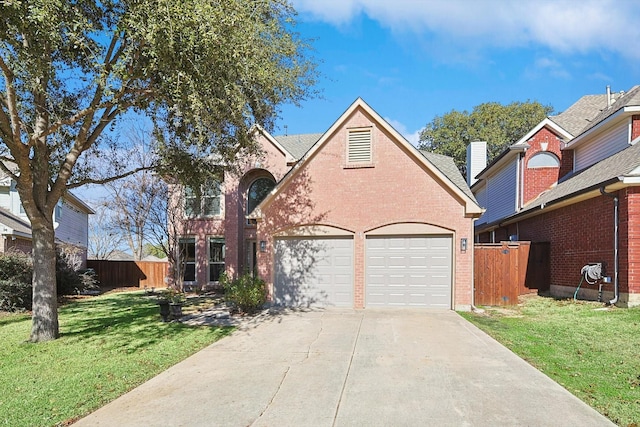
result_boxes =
[574,264,602,301]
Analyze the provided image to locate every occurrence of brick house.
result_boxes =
[471,86,640,307]
[177,98,482,310]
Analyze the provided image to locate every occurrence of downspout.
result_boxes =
[599,187,619,305]
[471,218,477,310]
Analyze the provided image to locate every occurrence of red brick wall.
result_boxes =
[3,237,32,254]
[178,131,293,285]
[258,107,475,309]
[522,127,565,205]
[495,191,640,298]
[623,187,640,293]
[631,115,640,141]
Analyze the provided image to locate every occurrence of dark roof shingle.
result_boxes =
[419,150,477,202]
[274,133,323,160]
[549,94,610,135]
[522,142,640,212]
[0,207,31,236]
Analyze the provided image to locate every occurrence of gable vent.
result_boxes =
[348,128,372,163]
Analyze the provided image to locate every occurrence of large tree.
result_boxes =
[419,101,554,177]
[87,206,125,260]
[0,0,316,342]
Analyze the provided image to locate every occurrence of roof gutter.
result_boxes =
[494,177,623,228]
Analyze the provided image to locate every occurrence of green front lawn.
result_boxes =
[460,296,640,426]
[0,292,232,427]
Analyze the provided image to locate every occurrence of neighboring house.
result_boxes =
[177,98,482,310]
[470,86,640,307]
[0,171,94,262]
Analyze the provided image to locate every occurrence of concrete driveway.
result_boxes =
[74,309,613,426]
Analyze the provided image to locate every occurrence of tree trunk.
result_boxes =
[29,223,59,342]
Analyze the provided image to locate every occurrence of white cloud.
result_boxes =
[385,118,422,146]
[292,0,640,58]
[525,57,572,80]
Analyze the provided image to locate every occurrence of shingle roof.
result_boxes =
[522,141,640,212]
[576,85,640,135]
[549,94,610,135]
[274,133,323,160]
[0,207,31,236]
[419,150,477,202]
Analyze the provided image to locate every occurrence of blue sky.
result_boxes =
[276,0,640,145]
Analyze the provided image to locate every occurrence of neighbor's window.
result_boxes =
[347,127,372,164]
[54,200,63,220]
[179,237,196,282]
[184,179,222,217]
[208,237,225,282]
[528,152,559,168]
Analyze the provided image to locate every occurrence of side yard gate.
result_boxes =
[87,260,168,289]
[474,241,550,306]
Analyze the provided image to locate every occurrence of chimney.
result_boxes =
[466,141,487,187]
[607,85,612,108]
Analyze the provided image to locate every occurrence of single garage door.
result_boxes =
[274,237,353,307]
[366,235,452,308]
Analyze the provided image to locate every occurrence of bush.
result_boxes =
[221,273,267,314]
[0,246,99,311]
[56,245,83,295]
[76,268,101,295]
[0,251,33,311]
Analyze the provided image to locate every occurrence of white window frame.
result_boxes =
[184,178,222,218]
[528,152,560,168]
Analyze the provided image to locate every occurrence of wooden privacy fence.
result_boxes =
[474,242,550,306]
[87,260,168,289]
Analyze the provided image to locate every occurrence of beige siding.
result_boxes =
[55,201,89,248]
[480,158,518,225]
[574,124,628,172]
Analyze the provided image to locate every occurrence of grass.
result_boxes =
[460,296,640,426]
[0,291,233,427]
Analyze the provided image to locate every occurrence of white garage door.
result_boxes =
[274,237,353,307]
[366,235,452,308]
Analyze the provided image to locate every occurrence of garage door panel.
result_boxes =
[366,235,452,309]
[274,238,353,307]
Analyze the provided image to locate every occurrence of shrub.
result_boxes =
[0,246,98,311]
[56,249,83,295]
[221,272,267,314]
[0,251,33,311]
[77,268,101,294]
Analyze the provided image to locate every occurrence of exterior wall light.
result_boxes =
[259,241,266,252]
[460,238,468,252]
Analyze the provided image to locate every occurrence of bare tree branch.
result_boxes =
[66,165,154,189]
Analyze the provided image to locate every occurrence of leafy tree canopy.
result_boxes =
[0,0,316,342]
[418,101,554,177]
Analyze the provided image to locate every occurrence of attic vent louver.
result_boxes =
[348,128,372,163]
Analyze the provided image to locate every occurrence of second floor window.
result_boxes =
[247,177,275,224]
[185,179,222,217]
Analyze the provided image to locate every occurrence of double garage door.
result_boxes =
[274,235,452,309]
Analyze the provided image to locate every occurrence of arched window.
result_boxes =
[528,152,559,168]
[247,177,276,215]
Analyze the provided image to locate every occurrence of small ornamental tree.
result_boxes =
[0,0,316,342]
